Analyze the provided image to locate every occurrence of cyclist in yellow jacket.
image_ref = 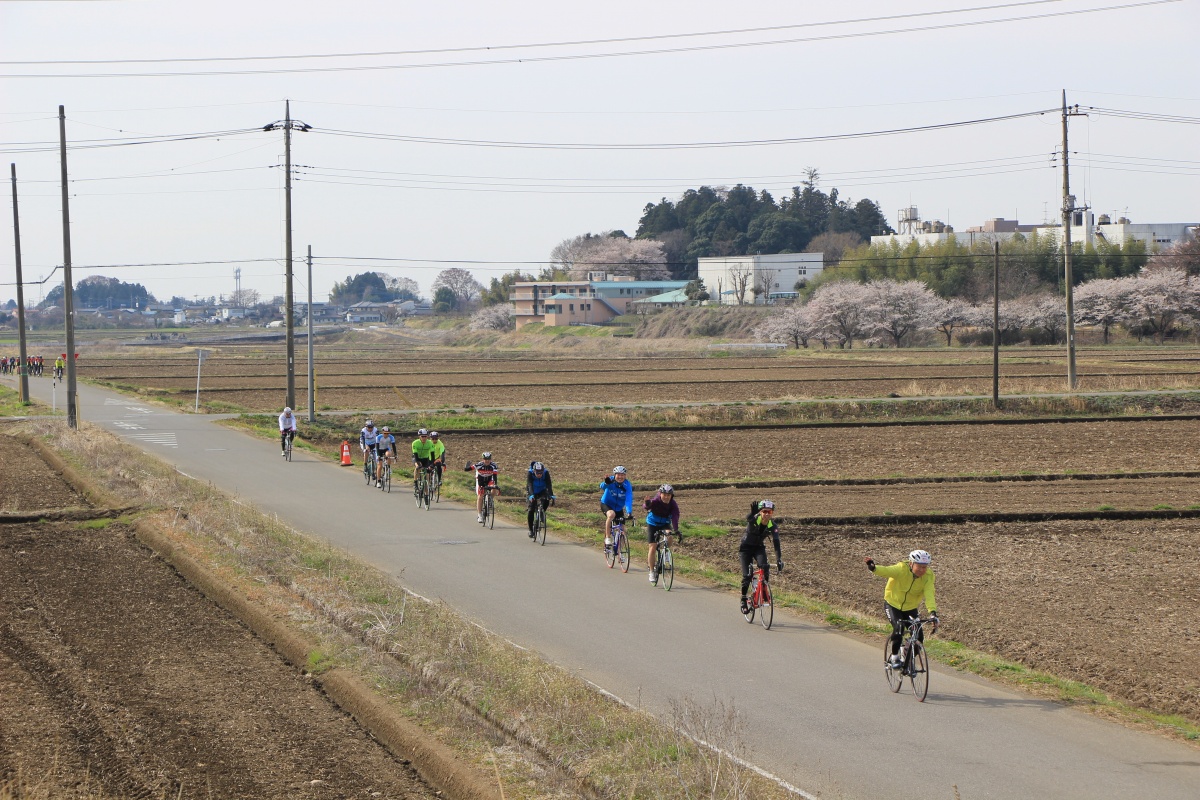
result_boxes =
[864,549,938,669]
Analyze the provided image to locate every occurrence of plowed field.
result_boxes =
[78,345,1200,411]
[0,434,435,800]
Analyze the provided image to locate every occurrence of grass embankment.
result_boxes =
[0,384,46,416]
[223,414,1200,745]
[20,419,800,800]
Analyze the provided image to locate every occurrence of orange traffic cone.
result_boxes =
[340,440,353,466]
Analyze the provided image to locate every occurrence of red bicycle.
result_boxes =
[742,566,774,629]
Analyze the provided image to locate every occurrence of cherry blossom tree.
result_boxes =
[469,304,515,331]
[1074,277,1133,344]
[552,231,669,280]
[863,279,941,347]
[1122,267,1200,343]
[807,281,870,348]
[930,297,974,346]
[755,305,819,348]
[1024,293,1068,345]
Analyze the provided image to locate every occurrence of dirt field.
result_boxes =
[76,344,1200,411]
[0,435,435,799]
[441,418,1200,486]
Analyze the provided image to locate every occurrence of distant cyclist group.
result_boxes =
[1,355,60,377]
[274,408,939,671]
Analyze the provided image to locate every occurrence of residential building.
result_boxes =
[509,276,689,328]
[630,288,690,311]
[697,254,824,306]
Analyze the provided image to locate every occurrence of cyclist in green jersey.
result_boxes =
[412,428,438,490]
[430,431,447,483]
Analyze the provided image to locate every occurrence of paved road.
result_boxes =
[8,375,1200,799]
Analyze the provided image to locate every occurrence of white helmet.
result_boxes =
[283,407,292,414]
[613,466,627,475]
[909,549,932,565]
[365,419,374,427]
[417,428,429,436]
[758,499,775,510]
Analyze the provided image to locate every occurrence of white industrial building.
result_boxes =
[697,253,824,305]
[872,207,1197,250]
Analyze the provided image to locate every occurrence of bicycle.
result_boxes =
[604,516,631,572]
[378,456,392,493]
[283,431,294,462]
[530,496,552,546]
[742,566,774,630]
[430,464,442,503]
[884,616,933,702]
[362,448,377,486]
[413,466,431,509]
[480,479,496,528]
[650,530,679,590]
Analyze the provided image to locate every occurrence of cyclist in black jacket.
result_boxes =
[739,500,783,614]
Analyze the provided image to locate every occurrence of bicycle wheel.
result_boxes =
[285,438,292,462]
[384,465,391,493]
[885,639,903,693]
[618,531,630,572]
[535,507,547,545]
[759,581,774,630]
[364,454,374,485]
[659,546,674,591]
[743,578,756,623]
[432,470,441,503]
[908,641,930,702]
[422,474,431,509]
[605,529,617,568]
[413,474,424,508]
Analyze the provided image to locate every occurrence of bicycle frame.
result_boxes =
[885,616,933,701]
[743,567,773,629]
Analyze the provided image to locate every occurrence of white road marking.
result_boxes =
[112,421,144,430]
[126,432,178,447]
[125,406,153,414]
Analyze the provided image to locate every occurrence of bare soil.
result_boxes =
[441,418,1200,486]
[0,434,84,513]
[79,347,1200,411]
[0,437,435,799]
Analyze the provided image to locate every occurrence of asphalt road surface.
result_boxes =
[7,375,1200,799]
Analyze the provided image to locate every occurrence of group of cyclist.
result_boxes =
[358,421,447,490]
[1,355,51,376]
[276,408,940,647]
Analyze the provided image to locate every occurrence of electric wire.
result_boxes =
[0,1,1178,78]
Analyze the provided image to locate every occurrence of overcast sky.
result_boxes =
[1,0,1196,304]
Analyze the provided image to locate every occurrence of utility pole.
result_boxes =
[993,242,1000,410]
[306,244,315,423]
[58,105,78,427]
[10,164,30,403]
[1060,91,1081,390]
[263,101,311,410]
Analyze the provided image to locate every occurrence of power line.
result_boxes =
[0,127,262,155]
[0,1,1178,78]
[313,109,1055,151]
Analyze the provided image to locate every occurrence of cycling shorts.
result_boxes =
[475,478,497,496]
[646,523,673,544]
[414,456,432,468]
[600,501,625,519]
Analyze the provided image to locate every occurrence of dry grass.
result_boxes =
[19,419,802,800]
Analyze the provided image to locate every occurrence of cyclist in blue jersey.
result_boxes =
[374,426,397,487]
[643,484,681,584]
[600,466,633,551]
[525,461,556,539]
[359,420,380,466]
